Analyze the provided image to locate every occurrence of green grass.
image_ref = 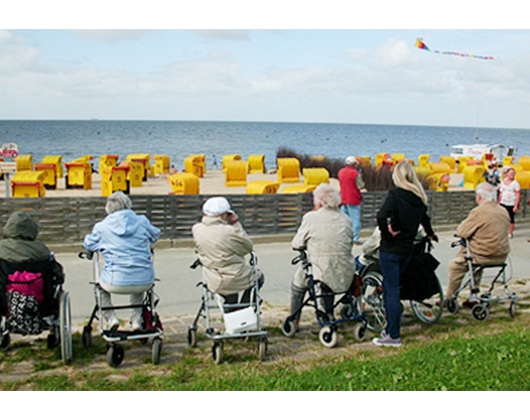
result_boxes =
[1,313,530,391]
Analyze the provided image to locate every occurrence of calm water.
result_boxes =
[1,120,529,170]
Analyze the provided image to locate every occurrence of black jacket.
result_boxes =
[376,188,434,255]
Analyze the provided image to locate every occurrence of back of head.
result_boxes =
[105,191,132,214]
[2,211,39,241]
[475,182,496,202]
[392,161,428,205]
[313,183,341,209]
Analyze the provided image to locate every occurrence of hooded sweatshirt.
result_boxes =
[0,211,51,262]
[83,209,160,287]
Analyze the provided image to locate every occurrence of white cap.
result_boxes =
[202,197,233,217]
[345,156,358,165]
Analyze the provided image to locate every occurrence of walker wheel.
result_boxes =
[281,318,297,338]
[107,344,125,368]
[446,297,459,314]
[257,337,268,361]
[152,338,162,365]
[509,301,517,318]
[82,325,92,349]
[0,333,10,350]
[187,326,198,347]
[352,322,367,343]
[472,305,489,321]
[47,333,59,349]
[212,341,224,364]
[318,326,338,348]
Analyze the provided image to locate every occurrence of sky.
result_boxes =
[2,1,530,129]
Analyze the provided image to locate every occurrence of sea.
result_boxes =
[1,120,529,170]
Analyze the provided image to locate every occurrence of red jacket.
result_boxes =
[338,166,362,205]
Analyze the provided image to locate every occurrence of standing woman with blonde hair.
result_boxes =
[372,161,438,347]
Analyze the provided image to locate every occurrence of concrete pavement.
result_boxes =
[55,224,530,324]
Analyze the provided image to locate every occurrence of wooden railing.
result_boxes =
[0,190,527,244]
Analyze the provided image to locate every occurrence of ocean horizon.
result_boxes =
[1,120,529,171]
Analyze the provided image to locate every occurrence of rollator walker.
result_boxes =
[79,251,163,367]
[445,236,517,321]
[281,249,368,348]
[0,254,72,365]
[187,251,268,364]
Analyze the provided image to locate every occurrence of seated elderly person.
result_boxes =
[0,211,59,336]
[192,197,264,308]
[83,191,160,331]
[446,182,510,307]
[290,183,355,326]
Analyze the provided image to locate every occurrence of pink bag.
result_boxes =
[6,271,44,305]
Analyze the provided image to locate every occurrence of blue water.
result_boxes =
[1,120,529,170]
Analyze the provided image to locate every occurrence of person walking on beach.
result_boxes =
[338,156,365,244]
[372,161,437,347]
[212,154,218,170]
[498,167,520,238]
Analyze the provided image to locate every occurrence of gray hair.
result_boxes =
[475,182,496,202]
[313,183,341,209]
[105,191,132,214]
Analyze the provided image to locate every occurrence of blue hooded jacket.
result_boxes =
[83,209,160,287]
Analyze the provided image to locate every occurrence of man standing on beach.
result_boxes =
[338,156,365,244]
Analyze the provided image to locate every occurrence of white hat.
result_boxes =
[345,156,358,165]
[202,197,233,217]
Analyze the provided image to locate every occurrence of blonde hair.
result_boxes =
[392,161,428,205]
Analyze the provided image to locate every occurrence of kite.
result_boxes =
[415,38,494,60]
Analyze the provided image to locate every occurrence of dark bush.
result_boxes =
[276,147,431,191]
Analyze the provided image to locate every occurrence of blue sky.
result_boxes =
[2,1,530,129]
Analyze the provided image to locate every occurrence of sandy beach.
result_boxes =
[0,168,466,199]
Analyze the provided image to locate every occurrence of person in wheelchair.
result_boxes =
[356,225,426,273]
[192,197,264,309]
[289,183,355,328]
[83,191,160,331]
[0,211,59,335]
[445,182,510,308]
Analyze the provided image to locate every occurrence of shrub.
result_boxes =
[276,147,431,191]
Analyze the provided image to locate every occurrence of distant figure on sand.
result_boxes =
[338,156,365,244]
[212,154,218,170]
[170,165,178,174]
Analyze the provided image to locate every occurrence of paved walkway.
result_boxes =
[53,224,530,337]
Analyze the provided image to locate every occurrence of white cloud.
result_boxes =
[71,30,148,43]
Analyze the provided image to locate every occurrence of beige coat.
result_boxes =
[456,200,510,263]
[292,207,355,293]
[192,216,255,295]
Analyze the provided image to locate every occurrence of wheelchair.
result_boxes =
[187,252,268,364]
[357,237,444,333]
[0,254,72,365]
[445,236,517,321]
[281,250,367,348]
[79,251,163,368]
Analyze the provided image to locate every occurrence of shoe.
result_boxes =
[372,334,402,347]
[107,314,120,332]
[130,318,143,332]
[462,298,479,309]
[435,299,448,308]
